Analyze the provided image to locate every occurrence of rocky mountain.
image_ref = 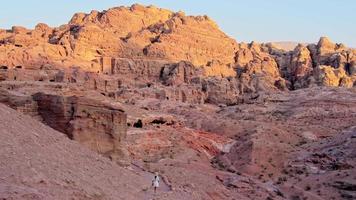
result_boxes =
[0,4,355,200]
[268,42,306,51]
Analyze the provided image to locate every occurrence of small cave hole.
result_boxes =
[150,119,166,125]
[133,119,143,128]
[70,78,77,83]
[143,47,148,56]
[96,50,103,55]
[345,63,351,75]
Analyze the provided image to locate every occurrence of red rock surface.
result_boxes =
[0,103,147,199]
[0,3,355,200]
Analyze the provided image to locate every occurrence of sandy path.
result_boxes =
[129,162,171,200]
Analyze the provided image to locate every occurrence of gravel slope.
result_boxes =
[0,103,148,200]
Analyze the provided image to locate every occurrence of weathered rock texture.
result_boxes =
[1,4,356,200]
[0,87,127,160]
[33,93,127,155]
[0,5,355,108]
[0,5,355,167]
[0,103,148,200]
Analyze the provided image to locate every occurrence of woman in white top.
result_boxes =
[152,172,160,193]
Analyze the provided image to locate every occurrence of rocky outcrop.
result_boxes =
[201,77,239,105]
[0,89,41,120]
[314,65,353,87]
[234,42,284,92]
[289,44,314,89]
[350,61,356,76]
[311,37,347,67]
[0,88,128,161]
[139,12,238,69]
[160,61,202,86]
[32,93,127,157]
[0,4,240,78]
[69,4,173,37]
[1,5,356,200]
[0,103,154,200]
[0,5,355,111]
[265,37,356,89]
[305,37,356,87]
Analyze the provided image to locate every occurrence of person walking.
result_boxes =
[152,172,160,193]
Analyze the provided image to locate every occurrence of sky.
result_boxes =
[1,0,355,47]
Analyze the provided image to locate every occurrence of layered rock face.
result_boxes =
[268,37,356,89]
[1,4,356,200]
[0,4,355,146]
[33,93,127,155]
[0,88,127,159]
[0,5,355,107]
[0,103,152,200]
[138,13,238,71]
[0,4,236,76]
[0,5,355,142]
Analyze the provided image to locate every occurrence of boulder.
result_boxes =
[32,93,127,155]
[289,44,313,89]
[160,61,201,86]
[202,77,240,105]
[314,65,353,87]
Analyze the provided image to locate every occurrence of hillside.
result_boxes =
[0,4,355,200]
[0,103,151,199]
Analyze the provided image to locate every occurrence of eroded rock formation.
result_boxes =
[1,4,356,200]
[0,5,355,102]
[0,88,127,162]
[1,6,355,158]
[1,6,355,161]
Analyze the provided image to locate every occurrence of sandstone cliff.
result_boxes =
[1,5,355,156]
[0,103,146,199]
[1,5,355,99]
[1,4,356,200]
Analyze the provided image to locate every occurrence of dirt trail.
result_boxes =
[129,162,171,200]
